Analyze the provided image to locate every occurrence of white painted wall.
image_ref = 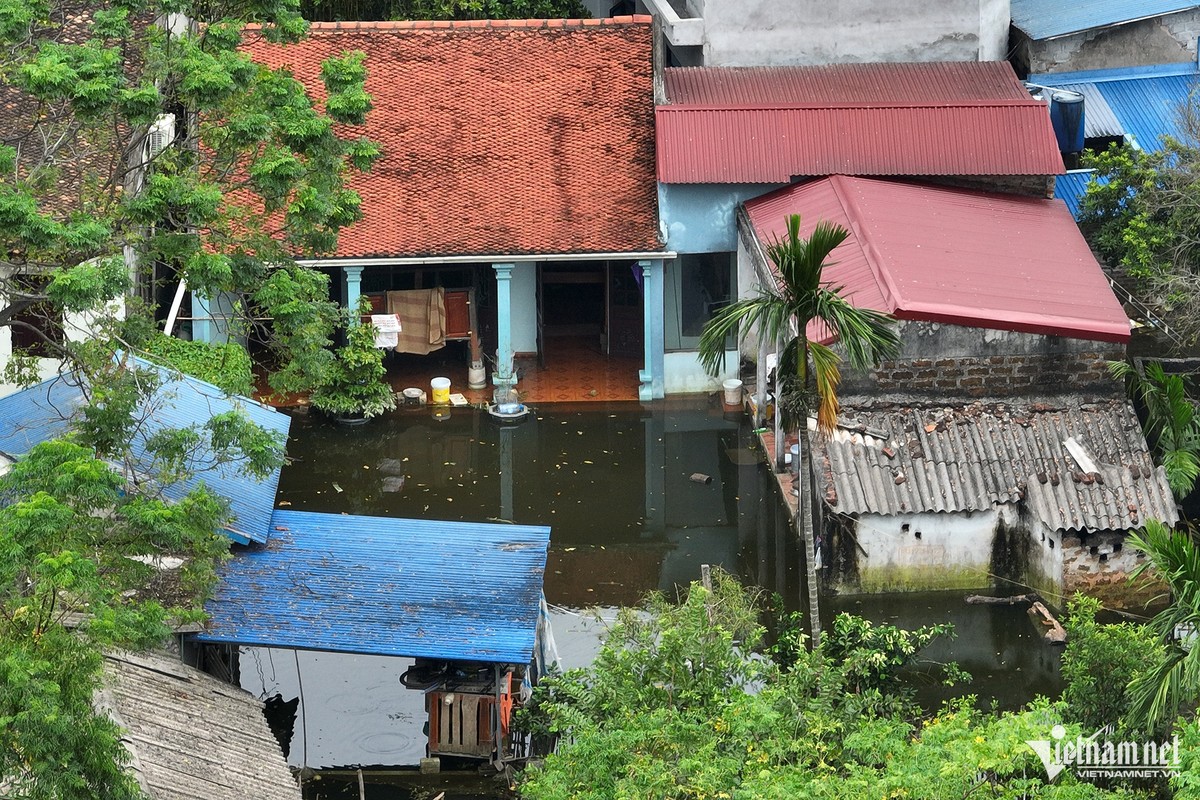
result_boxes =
[511,262,538,355]
[1025,519,1064,602]
[0,298,125,399]
[665,350,735,394]
[849,506,1017,593]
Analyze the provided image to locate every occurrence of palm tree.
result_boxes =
[1110,360,1200,499]
[697,214,899,646]
[1125,520,1200,731]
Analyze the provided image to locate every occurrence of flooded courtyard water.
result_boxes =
[239,397,1062,794]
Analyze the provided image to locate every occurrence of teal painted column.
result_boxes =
[492,262,516,387]
[191,291,213,343]
[343,265,364,320]
[638,259,665,401]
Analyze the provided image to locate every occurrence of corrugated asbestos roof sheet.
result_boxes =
[742,176,1131,343]
[0,359,289,544]
[241,18,660,259]
[656,63,1064,183]
[1011,0,1200,40]
[1035,64,1199,217]
[818,400,1178,532]
[102,651,299,800]
[196,511,551,663]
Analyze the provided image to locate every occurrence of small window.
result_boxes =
[665,252,735,351]
[10,274,64,358]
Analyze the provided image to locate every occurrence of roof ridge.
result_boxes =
[658,100,1044,111]
[826,175,903,314]
[243,14,651,32]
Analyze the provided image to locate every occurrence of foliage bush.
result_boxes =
[309,297,397,420]
[518,573,1136,800]
[139,333,255,397]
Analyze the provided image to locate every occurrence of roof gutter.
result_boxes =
[640,0,704,47]
[297,250,676,268]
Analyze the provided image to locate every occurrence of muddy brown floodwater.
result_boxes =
[240,398,1062,798]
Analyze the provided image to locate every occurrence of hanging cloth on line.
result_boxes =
[386,288,446,355]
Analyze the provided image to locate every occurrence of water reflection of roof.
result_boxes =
[196,510,551,664]
[817,399,1178,532]
[0,358,290,544]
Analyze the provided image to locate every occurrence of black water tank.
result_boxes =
[1049,89,1085,154]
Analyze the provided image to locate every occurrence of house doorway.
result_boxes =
[536,261,643,367]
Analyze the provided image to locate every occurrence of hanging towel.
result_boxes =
[387,288,446,355]
[369,313,402,349]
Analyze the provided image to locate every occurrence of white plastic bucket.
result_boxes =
[431,377,451,404]
[722,378,743,406]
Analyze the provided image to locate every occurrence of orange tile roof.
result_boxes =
[241,17,661,260]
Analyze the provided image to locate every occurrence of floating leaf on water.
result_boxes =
[583,460,594,465]
[278,500,292,507]
[363,465,370,469]
[564,547,576,552]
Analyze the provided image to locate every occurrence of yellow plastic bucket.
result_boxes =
[430,377,451,404]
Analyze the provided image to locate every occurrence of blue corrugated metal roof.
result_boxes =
[0,358,290,544]
[1050,83,1123,137]
[1036,64,1198,217]
[1054,170,1106,217]
[1012,0,1200,40]
[195,511,551,663]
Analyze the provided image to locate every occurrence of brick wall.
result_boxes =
[840,321,1126,399]
[1025,12,1197,75]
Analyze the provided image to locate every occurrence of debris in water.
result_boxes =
[278,500,292,507]
[583,460,594,465]
[332,482,343,493]
[690,473,713,484]
[564,547,576,552]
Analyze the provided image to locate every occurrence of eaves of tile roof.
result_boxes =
[241,17,662,260]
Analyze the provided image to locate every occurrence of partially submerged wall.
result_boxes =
[831,507,1015,593]
[840,321,1125,399]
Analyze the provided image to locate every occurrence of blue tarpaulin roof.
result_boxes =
[0,358,290,544]
[1012,0,1200,40]
[1037,64,1198,217]
[195,510,551,663]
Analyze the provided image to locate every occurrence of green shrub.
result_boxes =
[139,333,255,397]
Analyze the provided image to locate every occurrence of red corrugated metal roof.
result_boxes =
[664,62,1035,106]
[742,176,1130,343]
[657,63,1065,184]
[240,18,660,259]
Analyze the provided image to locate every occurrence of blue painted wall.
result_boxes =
[659,183,785,254]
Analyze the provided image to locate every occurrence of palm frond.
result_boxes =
[808,341,841,434]
[809,290,900,370]
[695,295,794,377]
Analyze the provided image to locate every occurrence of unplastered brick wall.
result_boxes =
[1025,12,1198,75]
[840,321,1125,399]
[1061,530,1163,611]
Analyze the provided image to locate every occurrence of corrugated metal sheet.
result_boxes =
[1034,66,1198,151]
[664,62,1034,106]
[0,359,289,544]
[1054,170,1108,218]
[819,400,1178,532]
[1011,0,1199,40]
[1049,83,1123,137]
[742,176,1131,343]
[656,63,1064,184]
[196,511,551,663]
[656,106,1064,183]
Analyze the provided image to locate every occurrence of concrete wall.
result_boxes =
[841,320,1126,400]
[511,262,538,356]
[1020,11,1199,75]
[659,183,785,255]
[664,350,735,394]
[684,0,1008,66]
[0,299,125,399]
[833,506,1016,593]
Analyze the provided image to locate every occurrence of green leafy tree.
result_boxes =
[697,214,900,646]
[1110,360,1200,498]
[309,296,396,420]
[1080,130,1200,345]
[518,573,1128,800]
